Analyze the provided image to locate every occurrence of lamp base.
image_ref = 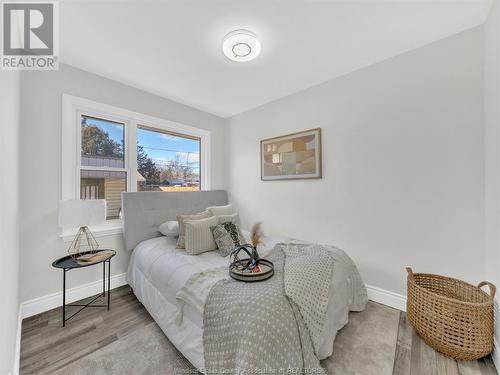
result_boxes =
[68,226,99,260]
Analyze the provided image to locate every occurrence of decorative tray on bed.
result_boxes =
[229,244,274,282]
[230,258,274,282]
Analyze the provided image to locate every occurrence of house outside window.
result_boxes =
[80,115,127,219]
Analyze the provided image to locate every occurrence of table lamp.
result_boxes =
[59,199,107,260]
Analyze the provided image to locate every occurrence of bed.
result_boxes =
[122,190,368,372]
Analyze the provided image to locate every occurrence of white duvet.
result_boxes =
[126,233,367,371]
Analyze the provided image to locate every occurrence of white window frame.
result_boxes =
[61,94,211,240]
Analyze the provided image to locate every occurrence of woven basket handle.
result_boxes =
[478,281,496,299]
[406,267,413,275]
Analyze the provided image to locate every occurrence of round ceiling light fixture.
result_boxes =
[222,29,261,62]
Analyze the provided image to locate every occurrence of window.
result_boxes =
[80,115,127,219]
[62,95,210,230]
[137,126,201,192]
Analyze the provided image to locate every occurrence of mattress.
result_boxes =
[126,233,366,371]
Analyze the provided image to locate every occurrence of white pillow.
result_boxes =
[207,204,235,216]
[217,213,240,226]
[159,220,179,237]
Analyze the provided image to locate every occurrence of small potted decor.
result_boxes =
[229,223,274,282]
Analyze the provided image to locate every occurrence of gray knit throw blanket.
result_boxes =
[203,243,334,374]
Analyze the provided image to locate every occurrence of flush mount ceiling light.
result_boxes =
[222,29,261,62]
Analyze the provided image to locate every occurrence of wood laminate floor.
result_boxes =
[20,286,497,375]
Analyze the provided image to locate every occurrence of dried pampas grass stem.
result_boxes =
[250,222,263,248]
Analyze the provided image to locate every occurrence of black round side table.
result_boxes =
[52,249,116,327]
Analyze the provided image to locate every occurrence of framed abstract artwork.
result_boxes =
[261,128,322,180]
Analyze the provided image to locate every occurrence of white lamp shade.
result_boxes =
[59,200,107,228]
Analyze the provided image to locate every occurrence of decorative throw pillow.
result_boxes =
[177,211,212,249]
[184,216,219,255]
[207,204,235,216]
[211,222,246,257]
[159,220,179,237]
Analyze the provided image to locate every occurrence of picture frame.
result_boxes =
[260,128,322,181]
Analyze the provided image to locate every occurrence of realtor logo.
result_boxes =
[1,1,59,70]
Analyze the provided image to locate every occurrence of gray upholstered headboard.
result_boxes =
[121,190,228,251]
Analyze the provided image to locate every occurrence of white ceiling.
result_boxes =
[60,0,492,118]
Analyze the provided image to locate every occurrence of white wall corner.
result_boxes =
[493,299,499,369]
[13,308,22,375]
[493,339,499,371]
[366,284,407,312]
[20,273,128,319]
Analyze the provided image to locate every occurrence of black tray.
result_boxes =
[52,249,116,269]
[229,259,274,282]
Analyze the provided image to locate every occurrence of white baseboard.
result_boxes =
[20,273,128,319]
[366,284,407,311]
[20,275,405,319]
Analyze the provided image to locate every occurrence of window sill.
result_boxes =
[60,220,123,243]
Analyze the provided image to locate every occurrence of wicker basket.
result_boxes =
[406,268,496,360]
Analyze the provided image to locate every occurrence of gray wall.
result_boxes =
[19,64,227,302]
[0,71,21,375]
[227,27,485,296]
[484,0,500,357]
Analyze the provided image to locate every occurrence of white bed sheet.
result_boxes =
[126,234,366,371]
